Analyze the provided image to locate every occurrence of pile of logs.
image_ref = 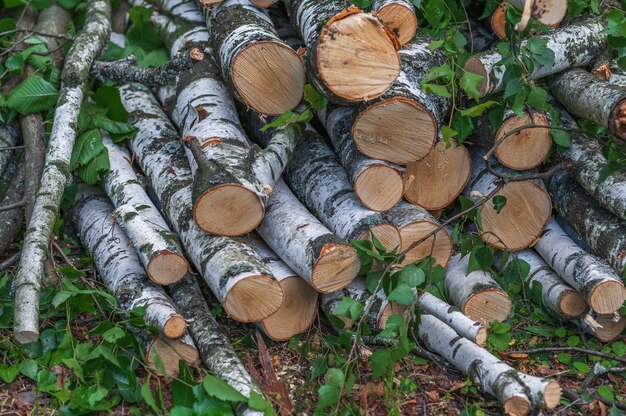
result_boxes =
[3,0,626,414]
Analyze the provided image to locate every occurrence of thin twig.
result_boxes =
[0,251,21,272]
[508,347,626,365]
[0,145,25,152]
[0,199,26,212]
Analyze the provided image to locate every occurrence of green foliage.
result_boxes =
[6,75,58,115]
[606,10,626,69]
[260,84,327,131]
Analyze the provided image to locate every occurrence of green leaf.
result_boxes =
[51,290,72,308]
[551,129,571,147]
[0,364,19,383]
[467,246,493,273]
[6,75,58,115]
[324,368,345,387]
[451,113,474,143]
[316,384,340,409]
[492,195,507,214]
[387,284,415,305]
[371,349,392,379]
[335,297,364,322]
[460,71,484,100]
[460,101,499,117]
[611,341,626,356]
[203,375,247,403]
[172,362,195,408]
[102,326,125,343]
[526,88,548,110]
[598,385,614,401]
[77,148,110,185]
[70,129,104,169]
[303,84,326,111]
[141,379,160,414]
[89,386,109,406]
[557,353,571,364]
[422,83,451,98]
[398,264,426,287]
[19,359,38,380]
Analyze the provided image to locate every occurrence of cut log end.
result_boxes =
[495,113,552,170]
[353,97,436,164]
[593,314,626,343]
[609,97,626,140]
[260,276,319,341]
[464,56,488,97]
[163,315,187,339]
[503,396,531,416]
[398,221,452,267]
[490,3,508,40]
[378,301,409,329]
[224,274,284,322]
[543,380,562,409]
[147,337,200,377]
[479,181,551,251]
[354,165,403,212]
[559,289,588,318]
[532,0,568,27]
[464,288,512,324]
[233,41,305,116]
[317,12,400,102]
[312,245,361,293]
[147,250,189,285]
[474,326,488,347]
[589,280,626,314]
[249,0,277,8]
[194,184,264,236]
[375,2,418,45]
[357,223,402,252]
[403,141,472,210]
[14,330,39,345]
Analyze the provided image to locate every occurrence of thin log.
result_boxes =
[465,18,607,97]
[607,62,626,88]
[249,0,278,8]
[285,0,400,104]
[372,0,417,45]
[490,0,568,39]
[578,311,626,343]
[69,187,187,339]
[445,253,512,325]
[550,68,626,141]
[0,158,25,255]
[351,38,449,164]
[403,141,472,210]
[157,0,207,22]
[322,106,403,212]
[13,0,111,344]
[141,332,201,377]
[464,148,551,251]
[197,0,304,115]
[284,128,402,251]
[386,200,452,267]
[121,82,284,323]
[101,135,189,285]
[471,108,552,170]
[257,179,360,293]
[0,124,20,179]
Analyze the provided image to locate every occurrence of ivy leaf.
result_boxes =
[459,71,484,100]
[387,284,415,305]
[6,75,58,115]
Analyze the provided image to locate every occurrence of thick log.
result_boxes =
[607,62,626,88]
[250,0,278,8]
[0,158,25,255]
[157,0,206,22]
[419,315,561,415]
[445,254,512,324]
[102,136,189,285]
[495,249,586,319]
[70,188,187,339]
[322,106,403,212]
[578,311,626,343]
[197,0,304,115]
[550,68,626,141]
[464,148,551,251]
[13,0,111,344]
[141,333,200,377]
[471,109,552,170]
[284,129,401,251]
[351,39,449,164]
[372,0,417,45]
[268,2,305,50]
[403,141,472,210]
[490,0,568,39]
[285,0,400,104]
[386,200,452,267]
[465,18,606,97]
[257,179,359,292]
[249,235,319,341]
[120,83,284,323]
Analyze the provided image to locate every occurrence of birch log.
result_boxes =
[249,235,319,341]
[120,83,284,323]
[464,148,551,251]
[550,68,626,141]
[249,0,278,8]
[445,254,512,324]
[372,0,417,45]
[386,201,452,267]
[351,39,449,164]
[419,315,561,415]
[578,311,626,343]
[13,0,111,344]
[257,179,360,293]
[141,333,200,377]
[101,136,189,285]
[268,3,305,50]
[464,18,607,97]
[284,129,402,252]
[285,0,400,103]
[471,109,552,170]
[403,141,472,210]
[157,0,206,22]
[0,159,24,255]
[198,0,304,115]
[0,124,19,177]
[490,0,568,39]
[495,249,587,319]
[607,62,626,88]
[322,106,403,212]
[69,188,187,339]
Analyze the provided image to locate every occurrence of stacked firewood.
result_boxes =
[4,0,626,414]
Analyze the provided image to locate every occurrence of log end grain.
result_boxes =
[592,314,626,343]
[475,326,488,347]
[543,379,562,409]
[398,221,452,267]
[259,276,319,341]
[163,315,188,339]
[249,0,277,8]
[464,288,512,324]
[403,141,472,210]
[490,2,508,40]
[495,112,552,170]
[589,280,626,314]
[147,250,189,285]
[224,274,284,322]
[503,396,531,416]
[375,1,418,45]
[312,244,361,293]
[610,97,626,141]
[232,41,305,115]
[194,184,264,236]
[317,12,400,102]
[352,97,436,164]
[14,329,39,345]
[479,181,551,251]
[357,223,402,252]
[558,289,588,318]
[354,164,404,212]
[532,0,568,27]
[463,56,488,97]
[147,337,200,377]
[378,301,410,330]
